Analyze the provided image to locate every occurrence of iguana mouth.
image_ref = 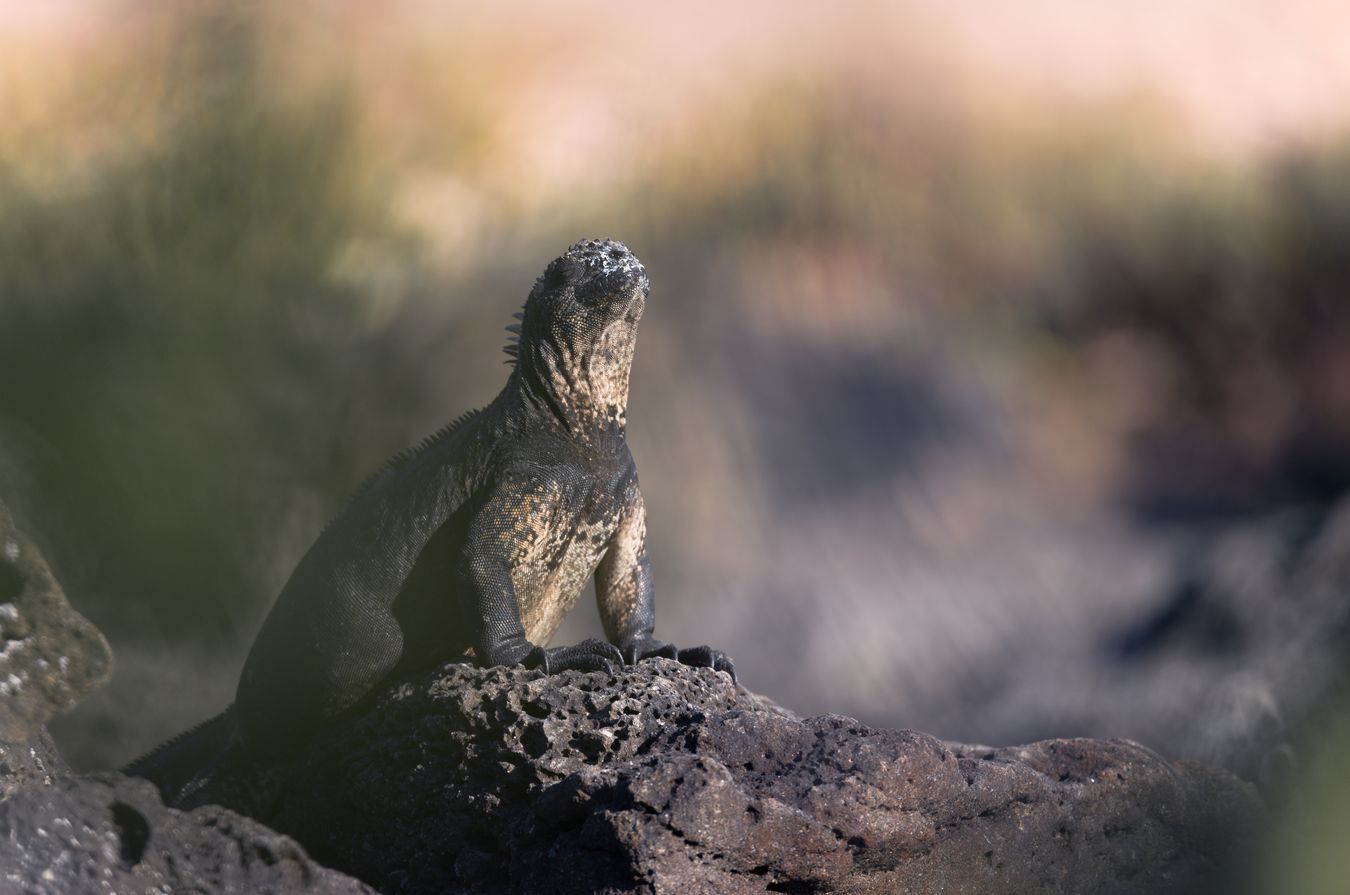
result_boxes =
[621,286,646,324]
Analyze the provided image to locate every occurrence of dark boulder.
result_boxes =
[0,772,375,894]
[269,659,1260,895]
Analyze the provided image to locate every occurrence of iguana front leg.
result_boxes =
[596,487,737,682]
[462,480,622,673]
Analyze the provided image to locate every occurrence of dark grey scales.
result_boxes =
[127,238,733,805]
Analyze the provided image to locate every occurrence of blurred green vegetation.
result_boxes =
[1260,701,1350,895]
[0,12,426,642]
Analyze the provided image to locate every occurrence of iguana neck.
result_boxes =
[510,323,634,439]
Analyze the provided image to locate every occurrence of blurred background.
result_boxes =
[3,4,1349,864]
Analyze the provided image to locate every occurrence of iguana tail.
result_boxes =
[126,706,286,818]
[123,706,270,810]
[124,707,237,802]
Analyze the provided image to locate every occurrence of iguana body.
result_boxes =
[130,239,732,801]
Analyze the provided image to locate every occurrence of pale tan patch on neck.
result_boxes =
[584,318,636,430]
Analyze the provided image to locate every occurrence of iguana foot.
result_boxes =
[526,638,624,674]
[620,637,736,683]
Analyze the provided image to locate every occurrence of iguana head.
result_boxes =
[510,238,649,433]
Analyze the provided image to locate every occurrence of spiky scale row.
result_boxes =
[503,305,527,366]
[319,409,486,534]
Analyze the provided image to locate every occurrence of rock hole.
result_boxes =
[767,881,818,894]
[750,865,770,876]
[521,723,550,759]
[569,734,605,762]
[110,801,150,867]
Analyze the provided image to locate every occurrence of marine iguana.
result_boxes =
[128,238,733,806]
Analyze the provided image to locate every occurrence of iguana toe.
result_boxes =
[531,638,624,674]
[676,645,737,684]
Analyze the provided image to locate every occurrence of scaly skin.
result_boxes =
[131,238,732,795]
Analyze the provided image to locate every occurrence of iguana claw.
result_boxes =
[526,638,624,674]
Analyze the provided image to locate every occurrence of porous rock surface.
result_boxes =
[0,772,375,894]
[0,726,68,800]
[0,497,112,742]
[272,659,1259,895]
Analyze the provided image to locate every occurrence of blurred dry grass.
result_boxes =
[2,11,1349,857]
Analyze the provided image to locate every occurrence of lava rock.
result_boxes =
[0,497,113,742]
[0,726,68,800]
[268,659,1260,895]
[0,772,374,894]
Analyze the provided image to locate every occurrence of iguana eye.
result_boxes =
[541,257,584,292]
